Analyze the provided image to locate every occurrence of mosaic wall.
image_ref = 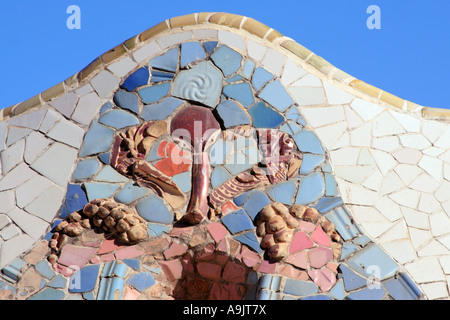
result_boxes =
[0,13,448,300]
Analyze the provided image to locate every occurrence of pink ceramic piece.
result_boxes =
[308,246,333,269]
[57,245,98,269]
[206,222,229,243]
[163,242,189,260]
[311,225,332,247]
[159,259,183,282]
[289,231,314,254]
[114,245,145,260]
[308,267,336,292]
[285,250,308,269]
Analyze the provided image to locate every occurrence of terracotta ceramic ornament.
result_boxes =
[170,104,221,224]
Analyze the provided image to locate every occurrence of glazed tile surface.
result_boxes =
[0,13,448,300]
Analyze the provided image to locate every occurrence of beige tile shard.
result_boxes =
[420,282,449,300]
[349,205,393,239]
[301,106,345,127]
[409,227,432,250]
[375,196,403,222]
[405,257,444,283]
[401,206,429,229]
[323,81,353,105]
[280,58,307,86]
[372,111,406,137]
[380,240,416,264]
[418,155,443,181]
[399,134,431,150]
[430,211,450,237]
[372,136,400,153]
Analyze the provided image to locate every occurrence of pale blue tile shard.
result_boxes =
[202,41,218,54]
[328,280,346,300]
[181,42,206,67]
[114,89,139,114]
[252,67,274,91]
[121,67,149,91]
[346,286,387,300]
[248,102,284,129]
[242,60,255,79]
[266,180,297,205]
[28,288,65,300]
[84,182,120,201]
[102,261,127,278]
[171,60,223,107]
[1,259,25,281]
[68,264,100,293]
[98,152,111,164]
[210,45,242,76]
[340,242,359,260]
[216,100,251,128]
[147,223,171,237]
[234,231,263,254]
[313,196,343,214]
[172,171,191,193]
[285,106,307,126]
[226,74,244,83]
[222,83,254,108]
[258,80,294,112]
[293,130,325,155]
[279,121,302,136]
[221,209,254,234]
[339,264,367,291]
[99,109,139,129]
[150,70,174,82]
[35,260,56,280]
[382,273,422,300]
[83,292,95,300]
[141,97,184,121]
[98,277,124,300]
[136,195,173,224]
[352,235,371,247]
[242,189,271,220]
[146,142,163,162]
[300,154,325,175]
[123,259,141,271]
[72,159,101,180]
[283,279,318,296]
[79,121,114,157]
[127,272,155,292]
[325,173,338,196]
[295,172,325,205]
[149,47,179,72]
[100,101,114,114]
[211,166,232,189]
[94,165,129,183]
[346,244,399,281]
[48,274,67,289]
[138,83,171,104]
[325,206,361,241]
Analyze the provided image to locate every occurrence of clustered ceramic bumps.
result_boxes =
[49,198,148,262]
[256,202,341,262]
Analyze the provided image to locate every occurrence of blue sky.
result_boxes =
[1,0,449,109]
